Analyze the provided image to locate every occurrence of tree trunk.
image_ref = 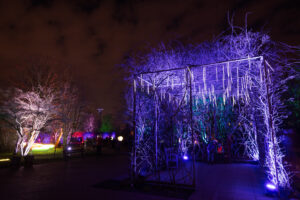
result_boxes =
[254,110,266,167]
[24,130,40,156]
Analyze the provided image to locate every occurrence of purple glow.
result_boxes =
[111,132,116,139]
[183,155,188,160]
[36,133,52,144]
[102,132,109,139]
[83,132,95,140]
[126,29,294,188]
[266,183,277,191]
[102,132,116,139]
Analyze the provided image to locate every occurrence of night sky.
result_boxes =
[0,0,299,116]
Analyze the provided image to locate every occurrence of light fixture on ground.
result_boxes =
[265,182,277,191]
[183,155,189,160]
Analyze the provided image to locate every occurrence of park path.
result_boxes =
[189,162,273,200]
[0,152,274,200]
[0,153,175,200]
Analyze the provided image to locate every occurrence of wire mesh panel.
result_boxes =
[133,68,195,186]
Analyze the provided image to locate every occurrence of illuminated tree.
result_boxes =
[0,62,84,155]
[123,23,297,189]
[58,82,83,146]
[84,114,95,132]
[1,86,58,156]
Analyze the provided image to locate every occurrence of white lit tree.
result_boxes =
[1,86,58,156]
[0,64,63,156]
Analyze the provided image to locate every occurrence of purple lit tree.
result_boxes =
[123,23,297,189]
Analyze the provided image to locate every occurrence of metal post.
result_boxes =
[132,78,137,184]
[187,67,196,187]
[263,59,280,195]
[154,93,158,178]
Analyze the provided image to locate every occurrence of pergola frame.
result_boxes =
[131,56,287,189]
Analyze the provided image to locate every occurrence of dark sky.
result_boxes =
[0,0,299,115]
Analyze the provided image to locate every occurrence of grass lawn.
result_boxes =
[0,146,102,167]
[31,147,63,158]
[0,147,63,157]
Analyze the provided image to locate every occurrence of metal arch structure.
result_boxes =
[131,56,289,189]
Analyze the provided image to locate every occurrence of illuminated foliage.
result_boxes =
[1,86,58,156]
[0,65,83,155]
[124,25,297,189]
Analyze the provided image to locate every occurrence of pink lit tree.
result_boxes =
[84,114,95,133]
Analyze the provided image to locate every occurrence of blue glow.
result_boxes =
[127,31,293,188]
[102,132,109,139]
[83,132,95,140]
[266,183,277,191]
[183,155,188,160]
[102,132,116,139]
[36,133,52,144]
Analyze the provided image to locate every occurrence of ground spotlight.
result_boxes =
[265,182,277,192]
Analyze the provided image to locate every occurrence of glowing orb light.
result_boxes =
[67,147,72,151]
[183,155,189,160]
[117,136,124,142]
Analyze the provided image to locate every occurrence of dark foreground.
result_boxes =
[0,151,275,200]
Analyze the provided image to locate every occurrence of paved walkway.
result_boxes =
[190,162,273,200]
[0,154,175,200]
[0,153,274,200]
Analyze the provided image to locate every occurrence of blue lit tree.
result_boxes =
[123,25,298,189]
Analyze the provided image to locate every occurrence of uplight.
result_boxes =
[265,183,277,191]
